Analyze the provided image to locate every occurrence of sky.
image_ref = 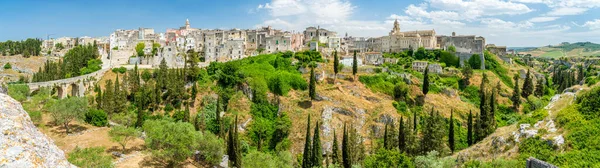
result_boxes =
[1,0,600,47]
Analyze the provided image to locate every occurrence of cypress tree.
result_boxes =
[511,75,521,110]
[489,83,498,135]
[302,115,312,168]
[215,97,222,137]
[352,51,358,79]
[96,87,102,109]
[184,103,190,123]
[332,129,341,165]
[309,66,317,100]
[102,80,115,115]
[232,115,242,168]
[413,110,418,132]
[467,110,473,146]
[114,75,127,113]
[449,109,455,153]
[398,117,406,152]
[342,123,351,168]
[227,123,235,166]
[423,66,430,95]
[535,77,545,97]
[312,121,322,167]
[474,113,482,142]
[522,69,533,98]
[333,50,339,81]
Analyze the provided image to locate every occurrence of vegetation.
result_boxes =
[47,97,88,134]
[7,84,29,102]
[32,44,101,82]
[3,63,11,69]
[109,125,141,152]
[0,38,43,57]
[67,147,113,168]
[84,109,108,126]
[142,119,200,166]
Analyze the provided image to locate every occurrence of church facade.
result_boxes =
[375,19,437,53]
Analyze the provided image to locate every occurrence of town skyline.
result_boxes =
[1,0,600,47]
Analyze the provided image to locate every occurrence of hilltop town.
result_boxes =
[3,16,600,168]
[32,19,510,70]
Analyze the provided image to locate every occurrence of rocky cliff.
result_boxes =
[0,93,75,167]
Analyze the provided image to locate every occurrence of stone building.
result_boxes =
[377,19,437,53]
[303,26,337,44]
[363,52,383,65]
[486,44,507,57]
[437,32,486,69]
[412,61,428,72]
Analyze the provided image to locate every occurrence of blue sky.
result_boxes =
[1,0,600,47]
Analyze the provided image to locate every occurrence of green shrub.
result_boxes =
[484,51,513,87]
[164,103,174,112]
[198,131,225,165]
[460,85,480,105]
[495,104,520,127]
[68,147,114,168]
[585,76,598,86]
[523,95,545,114]
[363,148,414,168]
[111,67,127,74]
[7,84,29,102]
[468,54,482,69]
[85,109,108,127]
[577,86,600,119]
[28,111,42,124]
[518,136,555,162]
[3,63,11,69]
[518,109,548,125]
[359,73,400,96]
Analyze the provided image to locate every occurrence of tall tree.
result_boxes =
[423,66,430,95]
[534,77,545,97]
[488,83,498,135]
[333,50,339,81]
[413,110,418,132]
[332,129,341,165]
[312,121,323,167]
[383,123,389,149]
[449,109,455,153]
[467,110,473,146]
[302,115,312,168]
[511,75,521,110]
[309,66,317,100]
[522,69,534,98]
[420,108,445,154]
[341,123,352,168]
[398,117,406,152]
[461,64,473,88]
[102,80,115,115]
[114,75,127,114]
[352,51,358,79]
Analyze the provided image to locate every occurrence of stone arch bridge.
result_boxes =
[27,69,108,99]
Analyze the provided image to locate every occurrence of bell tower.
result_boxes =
[390,19,401,35]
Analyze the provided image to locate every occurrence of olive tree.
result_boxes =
[48,97,88,134]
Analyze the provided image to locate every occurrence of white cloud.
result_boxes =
[427,0,533,18]
[583,19,600,30]
[547,7,588,16]
[259,0,307,17]
[529,16,559,22]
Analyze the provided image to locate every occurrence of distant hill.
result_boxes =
[517,42,600,58]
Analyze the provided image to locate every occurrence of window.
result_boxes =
[276,40,279,44]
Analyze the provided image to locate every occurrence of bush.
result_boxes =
[523,95,545,114]
[577,86,600,119]
[28,111,42,124]
[518,136,555,162]
[111,67,127,74]
[242,150,294,168]
[468,54,482,69]
[68,147,114,168]
[518,109,548,125]
[460,85,480,105]
[7,84,29,102]
[164,103,174,112]
[495,104,520,127]
[143,119,201,166]
[198,131,225,165]
[85,109,108,127]
[363,148,414,168]
[3,63,11,69]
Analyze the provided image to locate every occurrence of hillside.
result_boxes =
[519,42,600,58]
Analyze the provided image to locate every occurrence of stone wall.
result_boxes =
[526,157,558,168]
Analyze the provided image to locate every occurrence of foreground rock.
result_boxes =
[0,93,75,167]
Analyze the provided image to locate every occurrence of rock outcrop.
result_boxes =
[0,93,75,167]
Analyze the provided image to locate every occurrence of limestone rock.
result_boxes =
[0,93,75,167]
